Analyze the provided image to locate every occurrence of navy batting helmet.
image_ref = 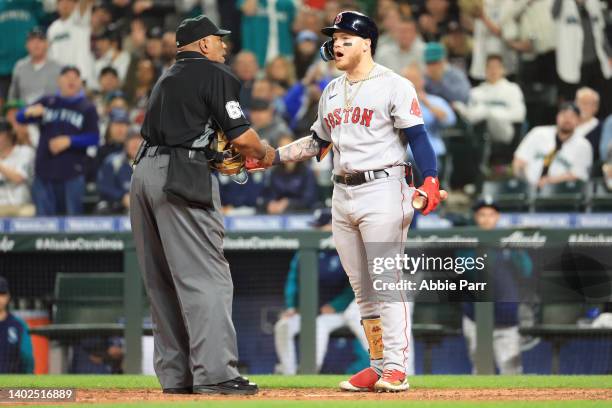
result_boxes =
[319,11,379,61]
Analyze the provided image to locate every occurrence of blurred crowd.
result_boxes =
[0,0,611,218]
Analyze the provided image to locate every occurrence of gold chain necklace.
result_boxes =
[343,65,381,111]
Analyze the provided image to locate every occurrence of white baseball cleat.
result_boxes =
[339,367,380,392]
[374,369,410,392]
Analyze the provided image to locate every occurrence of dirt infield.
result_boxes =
[72,388,612,403]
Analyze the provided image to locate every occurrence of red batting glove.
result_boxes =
[414,176,441,215]
[245,157,264,172]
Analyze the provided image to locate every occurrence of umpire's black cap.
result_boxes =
[176,15,231,48]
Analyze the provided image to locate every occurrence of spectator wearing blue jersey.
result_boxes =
[249,98,292,148]
[423,42,470,104]
[218,170,266,215]
[0,276,34,374]
[283,65,331,136]
[17,66,99,215]
[262,135,319,214]
[95,108,130,172]
[95,131,142,215]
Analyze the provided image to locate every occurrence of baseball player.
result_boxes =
[249,11,442,392]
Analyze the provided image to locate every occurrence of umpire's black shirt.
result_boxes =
[141,51,250,146]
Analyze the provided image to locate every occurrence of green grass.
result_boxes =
[1,375,611,389]
[1,375,610,408]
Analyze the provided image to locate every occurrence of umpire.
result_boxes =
[130,15,274,395]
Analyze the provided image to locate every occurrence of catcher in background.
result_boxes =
[249,11,445,392]
[130,15,274,396]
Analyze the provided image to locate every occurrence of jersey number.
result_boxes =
[225,101,244,120]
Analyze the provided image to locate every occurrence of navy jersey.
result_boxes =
[96,152,133,203]
[0,314,34,373]
[284,251,354,311]
[17,92,100,181]
[142,51,250,146]
[263,163,319,212]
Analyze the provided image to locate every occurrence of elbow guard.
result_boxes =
[313,132,332,162]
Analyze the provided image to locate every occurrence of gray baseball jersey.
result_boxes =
[311,63,424,174]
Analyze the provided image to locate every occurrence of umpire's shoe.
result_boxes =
[163,387,192,394]
[193,376,258,395]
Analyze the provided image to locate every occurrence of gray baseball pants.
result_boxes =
[130,149,239,388]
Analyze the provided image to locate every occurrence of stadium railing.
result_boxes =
[4,225,612,374]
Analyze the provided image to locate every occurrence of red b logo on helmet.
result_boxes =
[335,14,342,24]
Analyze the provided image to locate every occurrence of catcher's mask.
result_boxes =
[208,131,248,184]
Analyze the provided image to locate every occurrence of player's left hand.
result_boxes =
[49,136,71,155]
[415,176,441,215]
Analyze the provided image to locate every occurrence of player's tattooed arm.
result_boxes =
[275,132,332,164]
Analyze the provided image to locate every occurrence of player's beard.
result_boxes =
[335,50,361,72]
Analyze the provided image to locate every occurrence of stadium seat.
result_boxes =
[480,179,532,212]
[82,182,101,215]
[28,273,127,373]
[589,179,612,212]
[540,304,584,325]
[412,302,463,374]
[52,273,124,324]
[442,118,483,190]
[487,123,525,167]
[533,181,587,212]
[413,302,462,328]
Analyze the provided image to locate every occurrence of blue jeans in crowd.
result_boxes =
[31,175,85,215]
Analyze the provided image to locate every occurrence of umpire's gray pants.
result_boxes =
[130,151,239,388]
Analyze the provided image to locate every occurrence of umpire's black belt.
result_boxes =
[144,145,172,156]
[333,169,390,186]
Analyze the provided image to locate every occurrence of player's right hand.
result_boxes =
[25,103,45,117]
